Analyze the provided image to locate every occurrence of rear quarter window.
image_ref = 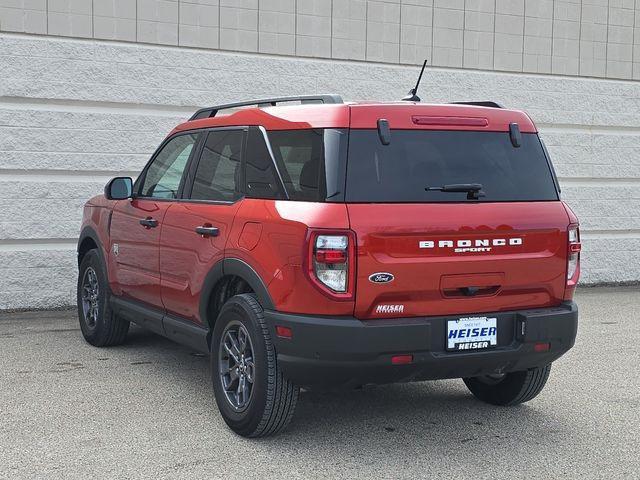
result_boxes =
[267,129,347,202]
[345,130,559,203]
[244,127,284,200]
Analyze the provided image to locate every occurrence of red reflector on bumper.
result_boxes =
[534,342,550,352]
[276,326,292,339]
[391,354,413,365]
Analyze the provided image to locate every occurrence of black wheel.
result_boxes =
[463,364,552,406]
[211,294,299,437]
[77,249,129,347]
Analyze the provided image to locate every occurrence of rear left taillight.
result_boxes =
[307,231,355,300]
[567,225,581,286]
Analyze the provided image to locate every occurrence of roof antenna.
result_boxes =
[402,59,428,102]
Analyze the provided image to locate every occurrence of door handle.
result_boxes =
[139,217,158,228]
[195,225,220,237]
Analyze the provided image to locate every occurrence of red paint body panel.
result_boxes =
[347,202,570,319]
[172,104,351,134]
[238,222,262,251]
[228,200,354,316]
[109,198,172,308]
[159,201,242,323]
[349,104,536,132]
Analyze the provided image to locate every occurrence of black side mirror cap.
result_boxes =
[509,122,522,148]
[377,118,391,145]
[105,177,133,200]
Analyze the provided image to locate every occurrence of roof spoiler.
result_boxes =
[450,101,505,109]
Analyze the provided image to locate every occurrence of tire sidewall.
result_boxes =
[464,364,551,406]
[465,371,527,405]
[77,250,110,344]
[211,296,271,435]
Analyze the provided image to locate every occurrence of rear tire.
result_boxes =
[211,294,299,437]
[77,249,129,347]
[463,364,552,406]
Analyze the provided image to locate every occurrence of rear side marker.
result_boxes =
[534,342,550,352]
[391,354,413,365]
[276,325,292,339]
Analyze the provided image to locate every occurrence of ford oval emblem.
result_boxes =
[369,272,394,284]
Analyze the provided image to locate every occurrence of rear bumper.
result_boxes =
[266,302,578,388]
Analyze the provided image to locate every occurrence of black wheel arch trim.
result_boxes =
[199,258,275,326]
[78,226,108,269]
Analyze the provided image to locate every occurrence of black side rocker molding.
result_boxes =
[111,297,209,354]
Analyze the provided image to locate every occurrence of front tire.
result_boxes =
[463,364,552,406]
[211,294,299,437]
[77,249,129,347]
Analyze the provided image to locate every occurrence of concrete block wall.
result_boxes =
[1,33,639,309]
[3,0,640,79]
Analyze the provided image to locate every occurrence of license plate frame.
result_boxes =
[446,316,497,351]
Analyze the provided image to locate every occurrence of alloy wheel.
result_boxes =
[218,322,255,411]
[81,267,100,329]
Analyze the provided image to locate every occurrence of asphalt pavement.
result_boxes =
[1,287,639,479]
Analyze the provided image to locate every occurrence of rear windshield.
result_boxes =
[345,130,559,203]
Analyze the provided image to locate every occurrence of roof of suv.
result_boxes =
[171,102,537,135]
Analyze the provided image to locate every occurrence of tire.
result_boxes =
[211,294,299,437]
[463,364,552,406]
[77,249,129,347]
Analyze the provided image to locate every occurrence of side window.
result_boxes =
[244,127,283,200]
[190,130,244,201]
[139,134,198,199]
[268,129,327,201]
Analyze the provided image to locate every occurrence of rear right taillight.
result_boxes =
[307,231,355,300]
[567,225,581,285]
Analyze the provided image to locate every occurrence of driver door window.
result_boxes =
[139,134,198,199]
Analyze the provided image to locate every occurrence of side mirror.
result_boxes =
[105,177,133,200]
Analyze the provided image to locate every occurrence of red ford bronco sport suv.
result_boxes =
[77,94,580,437]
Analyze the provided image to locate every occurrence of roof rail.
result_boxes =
[450,101,505,109]
[190,94,344,121]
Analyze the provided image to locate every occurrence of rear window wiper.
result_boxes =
[426,183,485,200]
